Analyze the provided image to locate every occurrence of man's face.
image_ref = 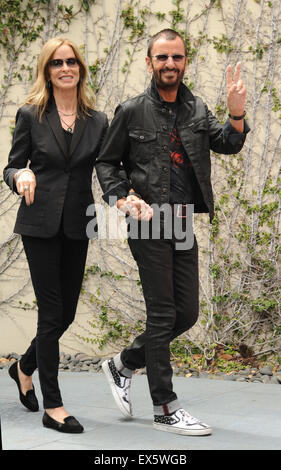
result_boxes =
[146,36,188,91]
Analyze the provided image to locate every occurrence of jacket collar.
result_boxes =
[45,95,88,160]
[147,77,195,105]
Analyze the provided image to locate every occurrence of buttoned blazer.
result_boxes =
[4,98,108,239]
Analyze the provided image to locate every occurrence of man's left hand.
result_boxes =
[226,62,246,115]
[226,62,247,132]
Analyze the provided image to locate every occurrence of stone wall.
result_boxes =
[0,0,280,361]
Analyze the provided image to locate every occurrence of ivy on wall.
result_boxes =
[0,0,280,368]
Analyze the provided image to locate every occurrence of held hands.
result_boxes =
[14,169,36,206]
[226,62,246,117]
[117,194,153,221]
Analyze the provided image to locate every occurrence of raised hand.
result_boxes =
[226,62,246,117]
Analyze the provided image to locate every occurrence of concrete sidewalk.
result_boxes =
[1,369,281,451]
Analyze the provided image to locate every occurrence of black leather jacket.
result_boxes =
[96,78,249,221]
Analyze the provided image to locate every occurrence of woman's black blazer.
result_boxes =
[3,98,108,240]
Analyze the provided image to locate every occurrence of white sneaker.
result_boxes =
[153,408,212,436]
[102,358,133,418]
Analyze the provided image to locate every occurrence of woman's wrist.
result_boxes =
[14,168,34,182]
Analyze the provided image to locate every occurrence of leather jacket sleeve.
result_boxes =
[95,105,130,206]
[206,104,250,154]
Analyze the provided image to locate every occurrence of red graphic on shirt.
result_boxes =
[170,151,183,167]
[169,128,192,168]
[169,128,184,168]
[170,128,182,145]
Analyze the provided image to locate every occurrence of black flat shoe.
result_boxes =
[8,361,39,412]
[42,411,84,433]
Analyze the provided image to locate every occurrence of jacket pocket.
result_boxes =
[188,118,208,133]
[16,188,49,226]
[128,129,157,194]
[180,119,209,151]
[128,129,157,142]
[128,129,157,161]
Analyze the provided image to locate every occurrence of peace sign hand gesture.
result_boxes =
[226,62,246,117]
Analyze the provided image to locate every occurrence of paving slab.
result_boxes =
[1,369,281,451]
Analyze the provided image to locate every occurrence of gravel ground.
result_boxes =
[1,351,281,385]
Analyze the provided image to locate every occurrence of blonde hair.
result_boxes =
[24,37,95,120]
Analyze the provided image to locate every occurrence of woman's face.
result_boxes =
[48,44,80,92]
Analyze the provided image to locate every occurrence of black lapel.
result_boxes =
[69,112,88,157]
[45,98,69,160]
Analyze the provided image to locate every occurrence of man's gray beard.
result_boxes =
[157,82,180,91]
[153,69,184,91]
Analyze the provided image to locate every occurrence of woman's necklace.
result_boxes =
[58,109,77,117]
[60,115,76,133]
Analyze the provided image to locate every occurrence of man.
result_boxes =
[95,29,249,436]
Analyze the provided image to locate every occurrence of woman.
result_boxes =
[3,37,108,433]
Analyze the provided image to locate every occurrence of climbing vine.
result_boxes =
[0,0,280,368]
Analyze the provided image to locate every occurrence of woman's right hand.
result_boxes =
[14,170,36,206]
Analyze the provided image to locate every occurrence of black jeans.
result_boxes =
[20,232,88,409]
[121,216,199,407]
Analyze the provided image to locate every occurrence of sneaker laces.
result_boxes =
[123,382,130,400]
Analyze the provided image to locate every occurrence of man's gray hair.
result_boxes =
[147,29,187,58]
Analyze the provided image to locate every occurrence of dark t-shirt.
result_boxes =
[164,101,194,204]
[63,127,72,151]
[59,128,73,233]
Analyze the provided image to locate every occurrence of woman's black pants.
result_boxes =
[20,232,88,409]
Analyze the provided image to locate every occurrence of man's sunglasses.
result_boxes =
[151,54,186,62]
[49,58,79,68]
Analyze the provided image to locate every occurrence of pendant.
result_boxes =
[67,127,73,133]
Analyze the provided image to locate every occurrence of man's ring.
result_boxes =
[24,186,29,191]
